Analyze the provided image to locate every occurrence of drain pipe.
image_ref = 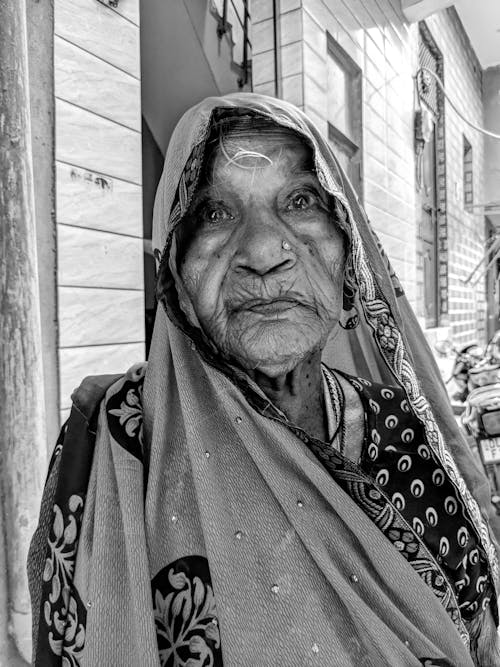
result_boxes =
[272,0,281,98]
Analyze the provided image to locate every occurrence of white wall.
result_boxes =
[54,0,145,423]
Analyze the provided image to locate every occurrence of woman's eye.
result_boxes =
[200,203,234,225]
[287,191,318,211]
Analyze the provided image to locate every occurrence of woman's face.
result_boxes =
[177,129,346,377]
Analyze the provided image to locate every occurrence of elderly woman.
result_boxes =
[29,94,499,666]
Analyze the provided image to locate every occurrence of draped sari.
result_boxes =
[29,93,499,666]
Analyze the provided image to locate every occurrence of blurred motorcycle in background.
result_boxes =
[435,339,484,406]
[435,332,500,512]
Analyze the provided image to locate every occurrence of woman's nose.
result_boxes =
[232,212,296,276]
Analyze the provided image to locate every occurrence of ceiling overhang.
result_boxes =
[401,0,453,22]
[401,1,500,68]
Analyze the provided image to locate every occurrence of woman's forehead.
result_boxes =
[203,131,315,184]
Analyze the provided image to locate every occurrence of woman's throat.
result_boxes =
[247,354,328,440]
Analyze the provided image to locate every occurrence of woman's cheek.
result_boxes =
[191,256,231,323]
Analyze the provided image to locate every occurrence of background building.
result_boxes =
[252,0,500,349]
[1,0,499,663]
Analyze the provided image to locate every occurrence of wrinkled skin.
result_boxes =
[176,129,346,437]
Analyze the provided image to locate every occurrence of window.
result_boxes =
[463,136,473,209]
[327,34,363,198]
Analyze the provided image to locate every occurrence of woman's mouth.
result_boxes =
[243,298,301,314]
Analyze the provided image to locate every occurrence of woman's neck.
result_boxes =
[247,351,328,441]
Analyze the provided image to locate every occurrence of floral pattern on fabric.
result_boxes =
[152,556,223,667]
[108,380,144,462]
[40,494,87,666]
[36,370,147,666]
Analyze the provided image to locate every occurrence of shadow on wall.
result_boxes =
[140,0,249,154]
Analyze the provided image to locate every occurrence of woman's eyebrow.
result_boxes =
[291,168,316,175]
[289,158,316,175]
[190,183,223,202]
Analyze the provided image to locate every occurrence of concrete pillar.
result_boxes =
[0,0,47,661]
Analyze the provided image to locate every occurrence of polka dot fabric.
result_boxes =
[342,372,494,622]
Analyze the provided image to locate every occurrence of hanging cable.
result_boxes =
[462,235,500,286]
[416,67,500,141]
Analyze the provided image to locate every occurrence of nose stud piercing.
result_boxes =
[282,240,291,251]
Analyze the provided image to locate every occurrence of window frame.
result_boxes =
[326,33,363,200]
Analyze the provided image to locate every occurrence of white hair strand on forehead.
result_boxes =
[217,132,273,170]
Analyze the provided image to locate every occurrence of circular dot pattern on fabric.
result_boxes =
[417,444,430,460]
[376,469,389,486]
[432,469,445,486]
[410,479,424,498]
[385,415,398,429]
[439,537,450,557]
[344,374,493,622]
[444,496,458,516]
[401,428,414,443]
[397,455,412,472]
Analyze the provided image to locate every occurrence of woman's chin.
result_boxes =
[229,339,319,379]
[216,317,328,377]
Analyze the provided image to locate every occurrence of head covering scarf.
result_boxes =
[31,93,499,667]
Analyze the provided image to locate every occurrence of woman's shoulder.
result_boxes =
[70,362,147,424]
[104,363,147,462]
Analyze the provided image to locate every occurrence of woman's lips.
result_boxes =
[242,298,302,314]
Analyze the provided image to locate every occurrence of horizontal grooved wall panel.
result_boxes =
[55,99,142,184]
[59,287,145,348]
[57,226,144,290]
[55,0,140,77]
[59,343,145,409]
[55,37,141,131]
[54,0,144,414]
[56,162,142,236]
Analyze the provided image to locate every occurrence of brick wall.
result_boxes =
[424,8,486,345]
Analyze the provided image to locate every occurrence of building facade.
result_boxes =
[252,0,498,350]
